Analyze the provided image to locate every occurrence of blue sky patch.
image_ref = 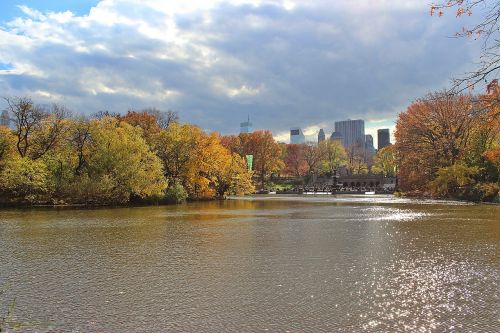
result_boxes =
[0,0,98,22]
[0,63,14,70]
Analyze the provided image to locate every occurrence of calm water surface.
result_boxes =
[0,195,498,332]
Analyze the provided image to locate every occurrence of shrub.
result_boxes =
[473,182,500,202]
[164,182,188,204]
[428,163,479,199]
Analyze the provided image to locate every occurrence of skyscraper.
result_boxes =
[377,129,390,150]
[318,129,325,143]
[330,131,342,142]
[334,119,365,148]
[240,115,252,134]
[365,134,375,152]
[0,110,9,127]
[290,127,305,144]
[365,134,376,164]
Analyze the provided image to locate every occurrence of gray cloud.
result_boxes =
[0,0,482,141]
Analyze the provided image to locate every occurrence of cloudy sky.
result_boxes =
[0,0,483,144]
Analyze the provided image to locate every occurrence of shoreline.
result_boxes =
[0,193,497,210]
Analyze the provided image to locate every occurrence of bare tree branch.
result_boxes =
[431,0,500,93]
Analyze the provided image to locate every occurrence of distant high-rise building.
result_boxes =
[0,110,9,127]
[365,134,376,164]
[334,119,365,148]
[240,115,252,134]
[290,127,305,144]
[377,129,390,150]
[330,131,343,142]
[318,129,325,143]
[365,134,374,150]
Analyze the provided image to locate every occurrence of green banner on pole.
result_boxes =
[245,155,253,171]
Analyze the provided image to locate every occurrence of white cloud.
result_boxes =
[0,0,481,137]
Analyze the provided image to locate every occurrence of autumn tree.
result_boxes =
[345,142,367,175]
[77,117,167,203]
[284,144,308,178]
[302,142,326,177]
[220,134,243,155]
[0,157,54,204]
[372,145,398,177]
[428,163,480,198]
[119,110,160,142]
[193,132,230,198]
[0,97,254,205]
[212,152,254,198]
[202,133,253,198]
[91,110,120,120]
[154,122,202,186]
[475,84,500,177]
[0,126,15,166]
[319,140,347,175]
[155,124,253,199]
[119,108,179,146]
[37,116,168,204]
[142,107,179,129]
[70,118,91,176]
[0,125,53,204]
[243,131,284,189]
[395,91,495,197]
[3,97,70,160]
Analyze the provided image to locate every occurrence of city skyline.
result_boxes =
[242,116,392,148]
[0,0,484,145]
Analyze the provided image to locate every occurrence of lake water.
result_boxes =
[0,195,498,332]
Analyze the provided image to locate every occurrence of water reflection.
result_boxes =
[0,195,498,332]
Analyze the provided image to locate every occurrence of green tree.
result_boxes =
[428,163,480,198]
[49,117,167,204]
[0,126,15,167]
[87,118,167,203]
[372,145,398,177]
[0,156,54,204]
[319,140,347,175]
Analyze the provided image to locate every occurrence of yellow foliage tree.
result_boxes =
[81,117,167,203]
[372,145,398,177]
[319,140,347,175]
[0,156,54,204]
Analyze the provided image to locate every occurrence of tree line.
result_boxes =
[0,97,255,205]
[0,95,390,206]
[220,133,374,186]
[1,86,498,205]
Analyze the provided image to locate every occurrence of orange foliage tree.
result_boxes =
[283,144,309,178]
[395,91,496,195]
[119,110,160,143]
[242,131,284,189]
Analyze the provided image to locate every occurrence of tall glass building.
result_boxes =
[330,131,343,142]
[240,116,252,134]
[318,129,325,143]
[377,128,390,150]
[290,127,305,144]
[365,134,375,153]
[365,134,376,164]
[334,119,365,148]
